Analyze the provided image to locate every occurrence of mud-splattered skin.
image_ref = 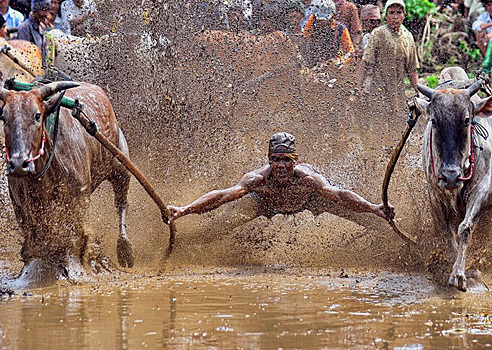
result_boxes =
[416,67,492,291]
[168,154,393,222]
[0,82,134,287]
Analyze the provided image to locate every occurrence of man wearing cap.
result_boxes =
[357,0,419,118]
[167,132,393,223]
[17,0,52,65]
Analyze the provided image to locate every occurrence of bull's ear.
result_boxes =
[473,96,492,118]
[415,97,429,116]
[45,91,66,115]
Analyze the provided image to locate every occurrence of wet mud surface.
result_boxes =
[1,266,492,349]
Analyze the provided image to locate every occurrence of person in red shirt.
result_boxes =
[301,0,355,67]
[335,0,362,47]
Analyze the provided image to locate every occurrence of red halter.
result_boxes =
[429,124,474,181]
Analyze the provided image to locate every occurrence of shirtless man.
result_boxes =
[167,132,394,223]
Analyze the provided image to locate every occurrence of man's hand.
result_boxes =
[167,204,186,222]
[374,202,395,221]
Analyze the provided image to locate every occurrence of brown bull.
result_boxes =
[416,67,492,291]
[0,81,134,287]
[0,38,44,84]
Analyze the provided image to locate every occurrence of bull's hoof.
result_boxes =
[449,273,467,292]
[10,259,58,289]
[117,236,135,268]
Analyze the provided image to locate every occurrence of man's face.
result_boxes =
[270,153,295,183]
[386,4,405,32]
[33,8,51,25]
[363,18,380,31]
[0,0,9,10]
[486,2,492,14]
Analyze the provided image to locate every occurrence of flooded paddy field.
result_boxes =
[1,267,492,349]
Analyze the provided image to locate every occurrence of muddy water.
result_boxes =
[1,269,492,349]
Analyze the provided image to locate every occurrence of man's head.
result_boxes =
[361,4,381,31]
[268,132,298,182]
[0,0,9,15]
[384,0,405,33]
[31,0,51,26]
[482,0,492,13]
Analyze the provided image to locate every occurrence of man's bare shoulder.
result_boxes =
[295,163,332,186]
[294,163,321,176]
[238,164,271,188]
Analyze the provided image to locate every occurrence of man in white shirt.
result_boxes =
[0,0,24,28]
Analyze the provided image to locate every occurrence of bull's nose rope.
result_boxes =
[429,125,475,181]
[26,124,46,163]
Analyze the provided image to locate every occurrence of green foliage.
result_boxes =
[404,0,436,21]
[426,75,438,88]
[459,40,482,61]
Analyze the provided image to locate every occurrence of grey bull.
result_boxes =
[416,67,492,291]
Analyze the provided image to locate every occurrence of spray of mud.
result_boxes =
[1,1,490,287]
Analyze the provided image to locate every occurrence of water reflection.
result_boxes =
[1,271,492,349]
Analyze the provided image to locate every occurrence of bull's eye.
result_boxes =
[464,117,470,126]
[34,113,41,122]
[0,114,4,124]
[431,119,436,127]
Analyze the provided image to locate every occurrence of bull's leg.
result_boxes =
[449,194,486,292]
[111,130,134,268]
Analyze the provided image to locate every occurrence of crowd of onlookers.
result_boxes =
[187,0,418,119]
[0,0,101,67]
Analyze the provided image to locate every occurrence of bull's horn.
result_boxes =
[417,84,434,99]
[39,81,80,100]
[467,79,483,97]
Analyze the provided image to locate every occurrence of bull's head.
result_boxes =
[0,81,79,177]
[416,80,492,189]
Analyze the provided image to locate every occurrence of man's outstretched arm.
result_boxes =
[311,173,394,220]
[167,171,264,222]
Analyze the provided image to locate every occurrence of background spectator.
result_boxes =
[302,0,355,67]
[50,0,70,33]
[357,0,419,119]
[17,0,51,65]
[472,0,492,54]
[335,0,361,47]
[60,0,101,36]
[0,0,24,28]
[360,4,380,51]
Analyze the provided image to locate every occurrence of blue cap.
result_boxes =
[31,0,51,12]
